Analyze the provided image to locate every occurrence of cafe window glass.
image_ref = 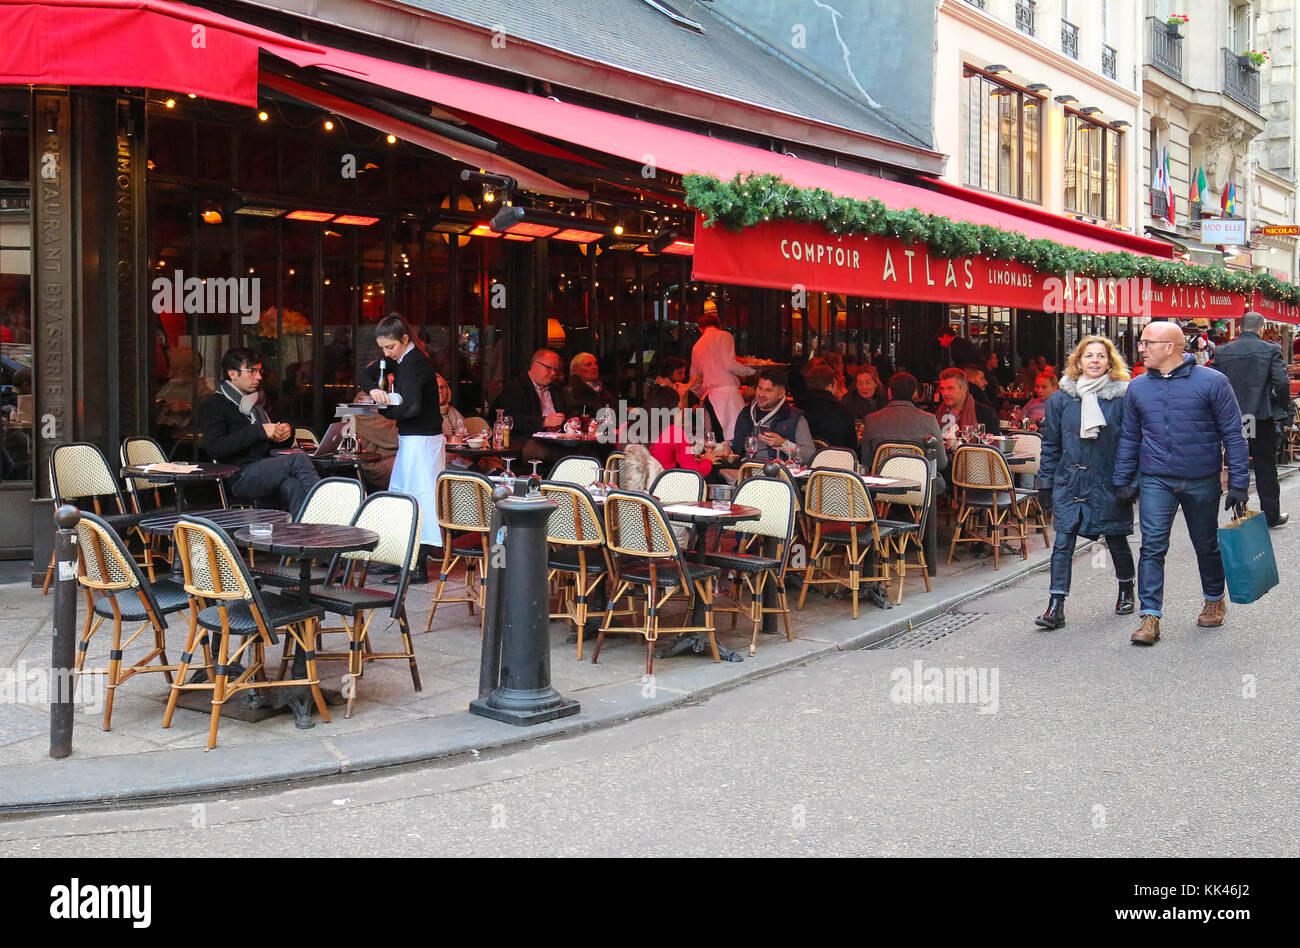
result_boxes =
[963,69,1042,203]
[1065,113,1123,223]
[1,92,32,482]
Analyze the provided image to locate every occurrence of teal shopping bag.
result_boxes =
[1219,509,1279,604]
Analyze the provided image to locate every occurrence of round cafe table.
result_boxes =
[121,462,239,515]
[140,506,291,581]
[232,522,379,727]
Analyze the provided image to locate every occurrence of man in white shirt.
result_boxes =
[689,309,754,440]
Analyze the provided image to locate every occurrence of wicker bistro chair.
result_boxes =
[602,451,626,487]
[798,469,895,619]
[811,447,858,471]
[462,416,491,439]
[251,477,364,590]
[650,468,706,504]
[120,435,175,514]
[43,442,158,594]
[540,482,611,659]
[424,470,496,632]
[73,512,192,730]
[870,441,926,473]
[1007,432,1050,546]
[164,515,329,750]
[549,455,602,487]
[704,476,797,656]
[595,490,721,675]
[872,455,933,603]
[948,445,1035,569]
[300,492,423,717]
[738,460,806,543]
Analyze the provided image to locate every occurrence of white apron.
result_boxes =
[707,386,746,441]
[389,434,445,547]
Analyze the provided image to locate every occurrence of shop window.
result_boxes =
[1,95,31,483]
[195,121,232,183]
[149,115,195,180]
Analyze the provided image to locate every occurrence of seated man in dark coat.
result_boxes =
[491,348,568,444]
[564,351,618,415]
[196,346,320,512]
[861,372,949,481]
[798,364,858,450]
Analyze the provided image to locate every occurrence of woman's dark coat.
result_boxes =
[1039,376,1133,538]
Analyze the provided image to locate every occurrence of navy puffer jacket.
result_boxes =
[1113,355,1250,489]
[1038,376,1133,538]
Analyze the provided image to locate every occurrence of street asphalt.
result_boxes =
[2,479,1295,857]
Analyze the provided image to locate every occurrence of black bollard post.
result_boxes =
[49,504,81,759]
[469,486,580,725]
[477,487,509,700]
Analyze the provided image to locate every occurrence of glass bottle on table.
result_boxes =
[501,413,513,448]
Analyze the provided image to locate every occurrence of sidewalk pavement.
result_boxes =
[3,462,1288,812]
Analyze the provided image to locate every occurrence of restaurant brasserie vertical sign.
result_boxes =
[34,92,74,499]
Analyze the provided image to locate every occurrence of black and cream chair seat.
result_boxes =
[164,514,329,750]
[540,482,611,660]
[798,469,894,619]
[594,490,720,675]
[704,476,797,656]
[73,511,193,731]
[298,491,423,717]
[425,470,496,632]
[250,477,364,590]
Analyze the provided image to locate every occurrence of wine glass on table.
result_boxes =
[528,459,543,479]
[703,428,717,456]
[501,456,517,493]
[745,435,760,460]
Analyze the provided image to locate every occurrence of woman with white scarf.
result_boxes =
[1034,336,1135,630]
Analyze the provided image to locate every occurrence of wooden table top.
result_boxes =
[232,523,379,557]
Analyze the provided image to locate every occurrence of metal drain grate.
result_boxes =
[873,612,986,649]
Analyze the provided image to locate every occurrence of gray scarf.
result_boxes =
[219,380,270,426]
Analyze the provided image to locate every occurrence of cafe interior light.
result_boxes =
[199,201,224,225]
[257,110,269,122]
[286,210,336,222]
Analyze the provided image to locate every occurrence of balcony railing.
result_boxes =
[1190,201,1204,223]
[1151,188,1170,223]
[1102,44,1117,79]
[1061,20,1079,60]
[1015,0,1035,36]
[1223,48,1261,112]
[1148,17,1183,82]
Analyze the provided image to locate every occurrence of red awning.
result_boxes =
[259,74,586,200]
[0,0,322,106]
[267,45,1171,259]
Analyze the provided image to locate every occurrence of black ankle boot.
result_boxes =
[1115,581,1135,615]
[1034,594,1066,629]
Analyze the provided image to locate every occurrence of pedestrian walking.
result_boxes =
[1034,336,1135,629]
[1210,311,1291,528]
[1113,322,1251,645]
[364,313,444,584]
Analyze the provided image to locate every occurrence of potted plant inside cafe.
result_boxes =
[1165,14,1188,36]
[1240,49,1269,70]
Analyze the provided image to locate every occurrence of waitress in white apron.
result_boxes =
[368,313,444,584]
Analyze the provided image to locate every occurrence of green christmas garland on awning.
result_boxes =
[683,172,1300,308]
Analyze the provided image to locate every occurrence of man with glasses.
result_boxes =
[197,346,320,511]
[1114,321,1250,645]
[492,348,569,444]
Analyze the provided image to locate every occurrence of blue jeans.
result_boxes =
[1137,474,1225,618]
[1049,533,1134,596]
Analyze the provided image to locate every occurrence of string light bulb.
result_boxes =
[257,111,269,122]
[324,119,335,131]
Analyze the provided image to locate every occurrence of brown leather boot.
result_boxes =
[1131,614,1160,646]
[1197,598,1226,627]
